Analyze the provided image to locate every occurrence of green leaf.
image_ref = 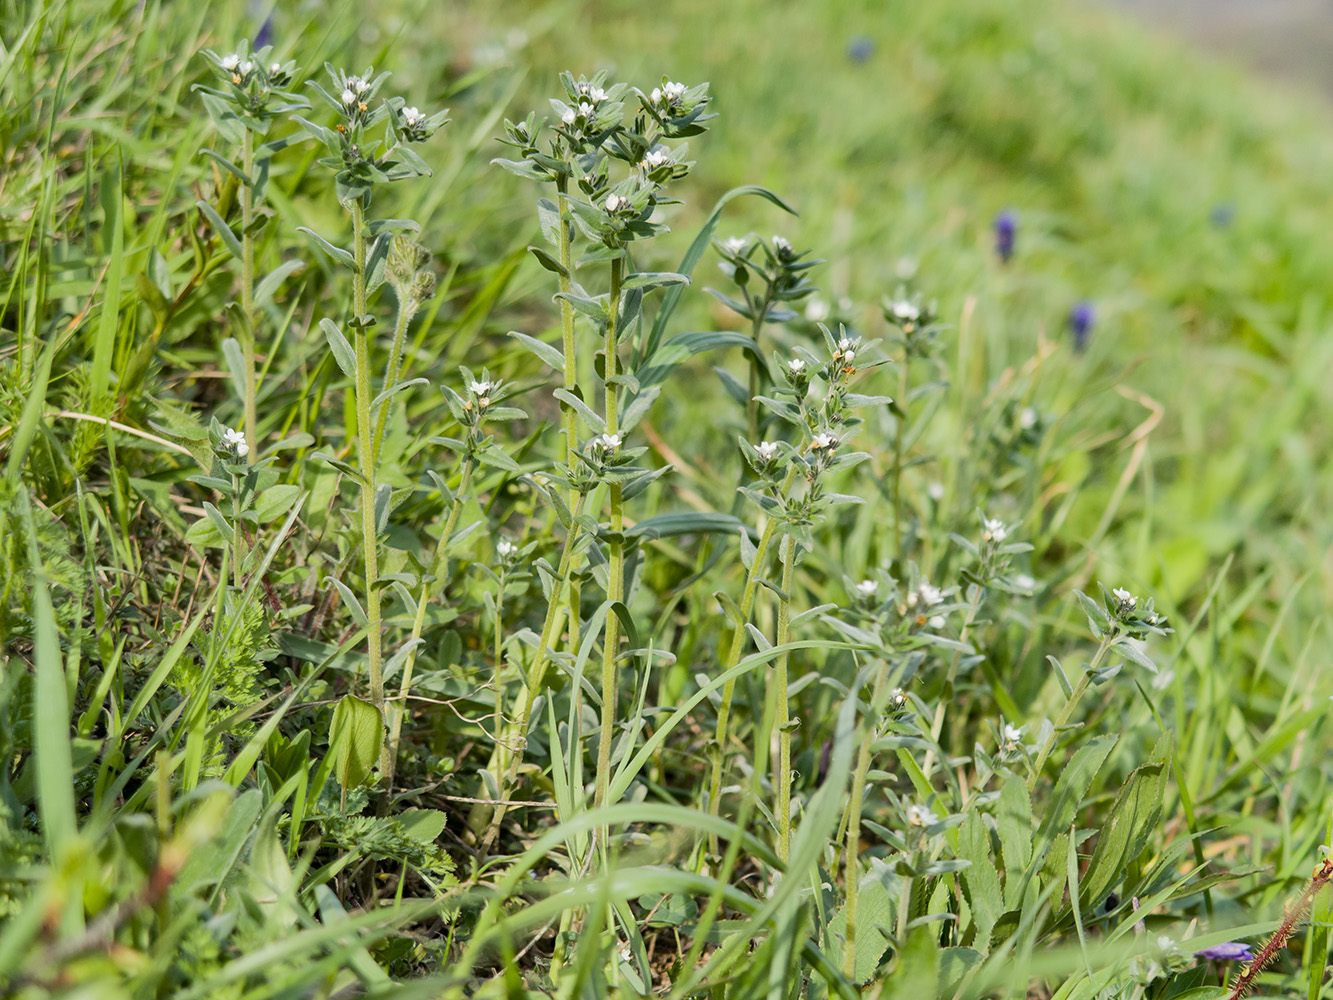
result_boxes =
[221,336,246,400]
[200,147,250,185]
[998,776,1032,909]
[329,694,384,792]
[197,199,243,259]
[528,245,568,277]
[398,809,447,844]
[255,484,301,523]
[627,512,746,539]
[1080,753,1167,910]
[1031,734,1117,876]
[320,318,356,378]
[552,388,605,433]
[254,258,305,305]
[509,331,565,373]
[622,270,689,291]
[958,810,1003,952]
[297,226,355,268]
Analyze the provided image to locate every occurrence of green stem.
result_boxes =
[705,465,800,844]
[921,583,984,778]
[231,470,244,590]
[385,454,475,789]
[350,199,385,749]
[240,128,257,465]
[556,180,582,688]
[594,256,625,817]
[744,291,771,445]
[774,533,796,863]
[845,656,894,978]
[1027,633,1116,790]
[372,292,415,465]
[891,354,908,558]
[479,492,589,850]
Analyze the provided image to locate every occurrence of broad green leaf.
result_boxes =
[330,694,384,792]
[320,318,357,378]
[958,810,1003,951]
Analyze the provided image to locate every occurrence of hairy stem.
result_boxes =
[773,532,796,862]
[240,128,257,465]
[705,465,800,845]
[594,256,625,818]
[1027,632,1116,790]
[372,292,415,465]
[557,179,582,693]
[385,454,475,789]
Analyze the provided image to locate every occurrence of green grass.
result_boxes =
[1,0,1332,997]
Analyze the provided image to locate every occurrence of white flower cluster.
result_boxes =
[604,193,631,215]
[220,53,255,77]
[1112,587,1136,608]
[906,802,938,827]
[835,336,858,365]
[576,82,607,103]
[754,440,779,462]
[982,517,1009,543]
[772,234,792,255]
[855,579,878,598]
[641,148,670,170]
[723,235,747,255]
[402,106,425,129]
[595,432,622,451]
[651,80,688,107]
[496,539,516,559]
[888,298,920,324]
[811,432,837,451]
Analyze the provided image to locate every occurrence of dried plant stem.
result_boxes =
[1227,859,1333,999]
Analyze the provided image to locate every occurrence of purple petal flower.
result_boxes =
[847,36,876,63]
[1069,300,1095,353]
[1194,942,1255,963]
[993,210,1016,263]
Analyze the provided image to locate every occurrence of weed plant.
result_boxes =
[1,1,1331,999]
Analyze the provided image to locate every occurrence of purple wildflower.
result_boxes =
[993,210,1016,263]
[1069,301,1095,353]
[1194,942,1254,963]
[847,36,876,63]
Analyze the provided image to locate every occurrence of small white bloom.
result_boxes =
[772,235,792,254]
[1003,723,1024,743]
[723,235,746,255]
[929,615,946,629]
[918,582,943,607]
[221,54,240,71]
[402,106,424,128]
[585,85,607,102]
[351,76,369,94]
[983,517,1009,542]
[906,592,918,608]
[841,349,855,365]
[891,299,920,322]
[496,540,516,558]
[837,336,856,352]
[271,62,282,74]
[596,432,622,451]
[663,80,687,101]
[605,193,630,214]
[1019,406,1038,430]
[1112,587,1136,607]
[889,687,907,707]
[805,297,830,322]
[855,579,878,598]
[649,86,663,104]
[927,481,945,501]
[811,432,837,450]
[906,803,939,828]
[341,88,357,105]
[788,357,806,373]
[221,426,248,458]
[576,100,595,119]
[754,440,779,461]
[561,107,576,125]
[469,380,493,396]
[641,148,670,170]
[238,60,253,75]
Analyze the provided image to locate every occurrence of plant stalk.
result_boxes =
[844,656,894,979]
[1027,632,1116,790]
[240,128,258,464]
[773,532,796,862]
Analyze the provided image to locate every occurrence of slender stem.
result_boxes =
[479,492,589,850]
[556,180,582,686]
[921,583,984,778]
[594,256,625,817]
[385,455,475,788]
[373,293,415,465]
[230,470,244,590]
[891,354,908,558]
[351,200,385,745]
[773,533,796,862]
[240,129,257,465]
[844,657,894,979]
[1027,633,1116,790]
[705,465,800,842]
[744,291,771,445]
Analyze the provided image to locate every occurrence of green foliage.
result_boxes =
[2,0,1332,997]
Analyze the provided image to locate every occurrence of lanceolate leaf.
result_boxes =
[329,694,384,793]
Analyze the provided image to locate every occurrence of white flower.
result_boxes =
[641,148,670,170]
[754,440,779,461]
[927,481,945,501]
[788,357,806,373]
[576,100,595,119]
[496,540,516,558]
[402,106,425,128]
[350,76,369,94]
[891,299,920,322]
[841,349,855,365]
[855,579,878,598]
[983,517,1009,543]
[341,88,357,105]
[1113,587,1136,608]
[906,803,938,827]
[604,193,630,214]
[1019,406,1038,430]
[1003,723,1024,743]
[561,107,576,125]
[469,380,493,396]
[772,235,792,254]
[811,432,837,450]
[238,60,253,75]
[889,687,907,708]
[221,54,240,70]
[596,432,622,451]
[221,426,248,458]
[918,582,943,607]
[723,235,747,255]
[270,62,282,74]
[585,84,607,102]
[650,87,662,104]
[837,336,856,352]
[928,615,946,629]
[805,297,830,322]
